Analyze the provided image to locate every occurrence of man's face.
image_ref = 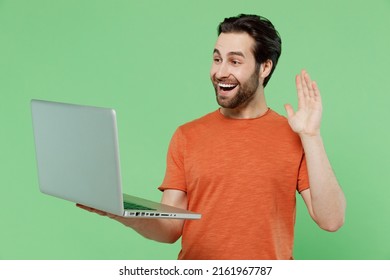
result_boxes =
[210,32,261,109]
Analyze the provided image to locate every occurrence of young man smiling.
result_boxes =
[79,14,346,260]
[211,32,268,118]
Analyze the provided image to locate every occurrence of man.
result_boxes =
[79,14,346,259]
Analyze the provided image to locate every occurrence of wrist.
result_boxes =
[299,132,322,144]
[298,129,321,138]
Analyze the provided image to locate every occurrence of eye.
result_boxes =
[229,58,242,66]
[213,56,222,64]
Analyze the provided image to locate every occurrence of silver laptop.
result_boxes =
[31,99,201,220]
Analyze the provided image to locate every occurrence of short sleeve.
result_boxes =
[297,154,310,193]
[158,127,187,192]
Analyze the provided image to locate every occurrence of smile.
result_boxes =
[218,83,238,91]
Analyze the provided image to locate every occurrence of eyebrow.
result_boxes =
[213,48,246,58]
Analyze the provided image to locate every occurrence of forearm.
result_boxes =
[76,204,184,243]
[115,217,183,244]
[300,134,346,231]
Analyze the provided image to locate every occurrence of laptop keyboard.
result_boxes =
[123,201,156,211]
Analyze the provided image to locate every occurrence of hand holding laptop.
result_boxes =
[76,203,144,228]
[76,189,187,243]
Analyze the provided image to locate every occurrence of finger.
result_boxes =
[295,74,306,109]
[284,104,295,119]
[76,204,108,216]
[304,70,317,99]
[300,72,312,104]
[299,70,310,99]
[76,203,91,211]
[295,74,304,98]
[295,74,302,92]
[312,81,321,101]
[303,70,312,86]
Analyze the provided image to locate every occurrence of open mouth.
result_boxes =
[218,83,238,91]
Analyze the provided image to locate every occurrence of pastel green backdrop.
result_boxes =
[1,0,389,260]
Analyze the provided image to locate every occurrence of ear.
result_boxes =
[259,59,273,79]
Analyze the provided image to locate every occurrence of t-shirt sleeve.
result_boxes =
[297,153,310,193]
[158,127,187,192]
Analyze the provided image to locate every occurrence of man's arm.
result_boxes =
[77,189,187,243]
[284,70,346,232]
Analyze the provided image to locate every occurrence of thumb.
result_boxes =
[284,104,295,119]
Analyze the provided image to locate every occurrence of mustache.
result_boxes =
[212,77,239,84]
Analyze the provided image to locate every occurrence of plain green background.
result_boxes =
[1,0,389,260]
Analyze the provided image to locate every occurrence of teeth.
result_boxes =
[218,83,236,88]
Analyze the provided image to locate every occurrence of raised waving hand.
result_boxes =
[284,70,323,137]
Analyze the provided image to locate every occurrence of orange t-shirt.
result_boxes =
[159,109,309,259]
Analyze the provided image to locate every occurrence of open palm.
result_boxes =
[284,70,323,136]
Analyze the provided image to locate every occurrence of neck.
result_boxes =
[220,90,268,119]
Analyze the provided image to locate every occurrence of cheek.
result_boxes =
[209,65,218,79]
[237,67,258,83]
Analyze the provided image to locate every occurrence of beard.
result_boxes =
[213,69,260,109]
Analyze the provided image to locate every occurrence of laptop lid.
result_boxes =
[31,99,201,220]
[31,99,126,215]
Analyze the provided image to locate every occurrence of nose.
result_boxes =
[214,62,230,80]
